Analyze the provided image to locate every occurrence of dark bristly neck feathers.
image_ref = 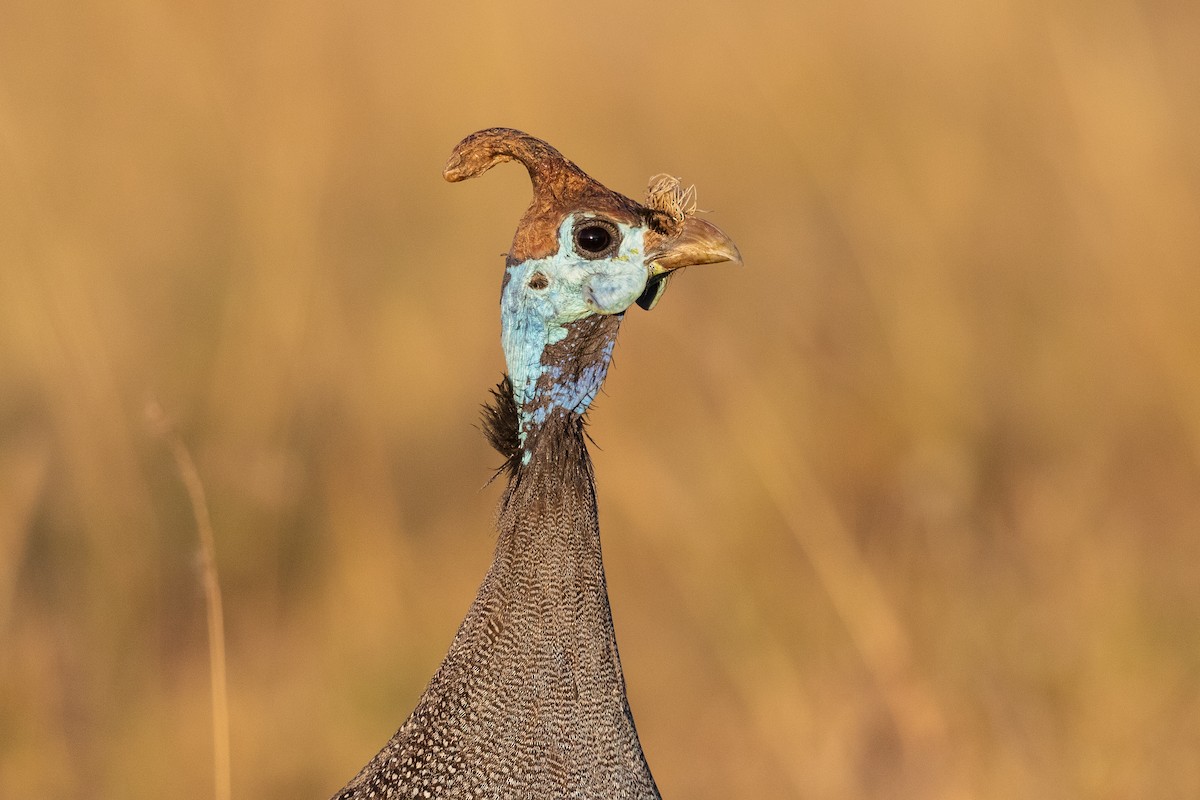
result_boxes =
[333,128,738,800]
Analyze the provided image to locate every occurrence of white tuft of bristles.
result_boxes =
[645,174,699,222]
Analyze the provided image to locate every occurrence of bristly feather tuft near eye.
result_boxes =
[645,174,700,223]
[481,375,521,477]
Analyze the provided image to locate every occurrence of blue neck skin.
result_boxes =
[500,215,649,457]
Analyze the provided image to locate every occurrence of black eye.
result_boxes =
[576,225,611,252]
[573,220,619,258]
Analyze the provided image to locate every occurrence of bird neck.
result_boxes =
[485,379,625,707]
[504,314,623,456]
[415,407,658,795]
[496,413,604,586]
[332,318,660,799]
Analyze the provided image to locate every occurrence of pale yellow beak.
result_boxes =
[638,218,740,310]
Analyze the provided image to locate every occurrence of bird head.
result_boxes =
[444,128,739,453]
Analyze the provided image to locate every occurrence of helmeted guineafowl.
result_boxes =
[332,128,739,800]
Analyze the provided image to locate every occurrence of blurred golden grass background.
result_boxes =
[2,0,1199,797]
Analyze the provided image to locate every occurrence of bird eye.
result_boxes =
[576,226,611,252]
[572,220,619,259]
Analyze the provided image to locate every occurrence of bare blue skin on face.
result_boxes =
[501,214,649,447]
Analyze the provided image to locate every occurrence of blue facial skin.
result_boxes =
[501,214,650,450]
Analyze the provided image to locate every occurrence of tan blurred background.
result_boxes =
[2,0,1198,798]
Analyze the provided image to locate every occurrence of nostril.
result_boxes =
[528,272,549,290]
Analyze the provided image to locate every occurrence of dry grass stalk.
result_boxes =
[146,399,232,800]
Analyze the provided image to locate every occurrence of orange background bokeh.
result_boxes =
[2,2,1198,797]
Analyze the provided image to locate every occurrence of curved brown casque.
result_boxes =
[444,127,644,261]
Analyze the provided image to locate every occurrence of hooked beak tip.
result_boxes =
[649,217,741,274]
[637,218,739,311]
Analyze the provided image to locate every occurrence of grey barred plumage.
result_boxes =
[332,129,738,799]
